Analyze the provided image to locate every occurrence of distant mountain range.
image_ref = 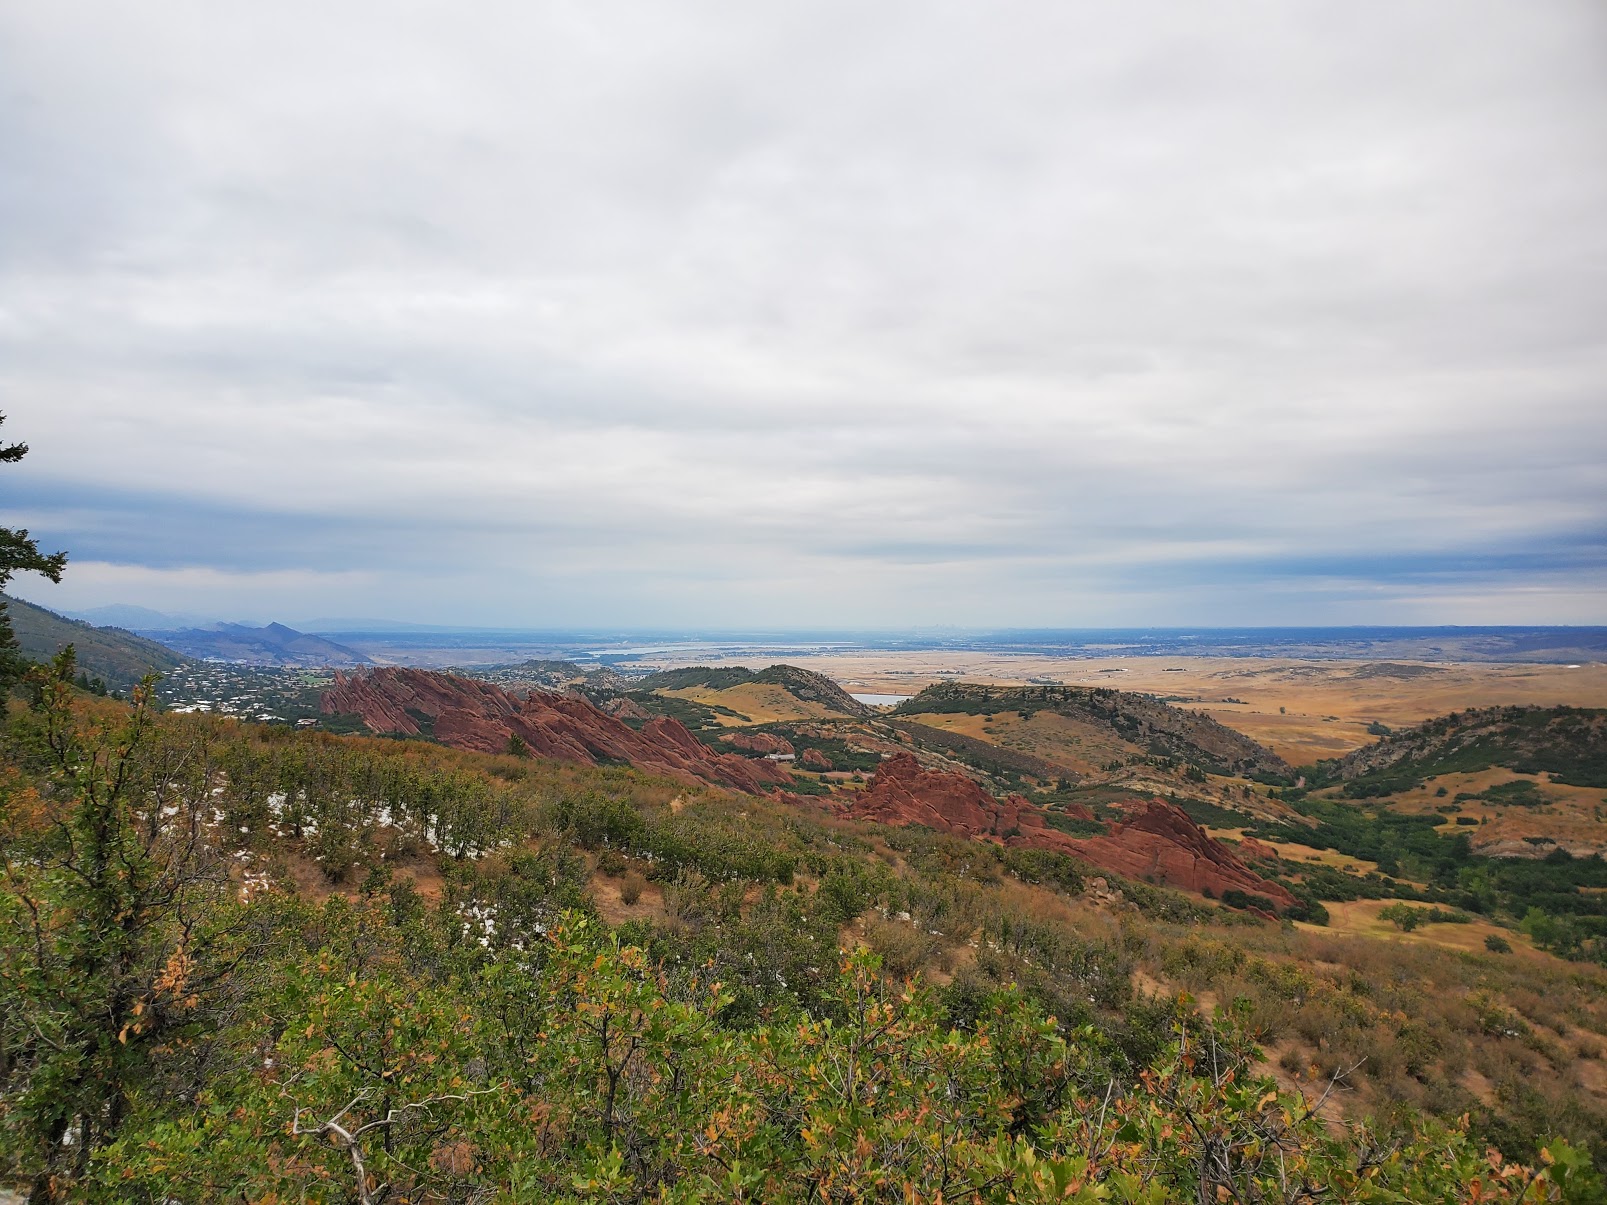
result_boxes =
[45,611,1607,665]
[61,606,440,637]
[63,603,222,631]
[155,622,369,667]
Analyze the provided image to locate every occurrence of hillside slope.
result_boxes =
[1327,705,1607,790]
[896,682,1292,779]
[638,664,873,717]
[4,594,188,690]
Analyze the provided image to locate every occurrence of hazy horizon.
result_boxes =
[5,1,1604,627]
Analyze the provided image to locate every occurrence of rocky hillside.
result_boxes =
[320,667,792,794]
[895,682,1292,779]
[1327,705,1607,791]
[638,664,873,717]
[4,594,188,691]
[841,753,1294,911]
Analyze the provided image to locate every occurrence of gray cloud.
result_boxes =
[3,0,1605,626]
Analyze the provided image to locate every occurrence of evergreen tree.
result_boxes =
[0,413,67,708]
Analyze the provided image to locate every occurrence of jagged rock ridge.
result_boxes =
[321,667,792,794]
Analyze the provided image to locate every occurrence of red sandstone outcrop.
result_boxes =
[1066,801,1297,910]
[596,695,653,722]
[322,668,792,794]
[800,748,834,771]
[721,731,796,756]
[842,754,1293,910]
[845,753,1049,841]
[1236,836,1280,863]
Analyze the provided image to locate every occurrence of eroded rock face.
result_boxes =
[845,753,1046,841]
[1236,836,1280,863]
[800,747,834,771]
[321,668,791,794]
[1068,801,1298,910]
[721,731,796,756]
[843,754,1293,910]
[596,694,653,722]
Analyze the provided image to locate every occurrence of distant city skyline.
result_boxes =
[4,1,1604,626]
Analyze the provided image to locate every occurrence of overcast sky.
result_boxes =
[3,1,1604,628]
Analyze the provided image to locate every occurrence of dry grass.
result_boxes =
[660,683,843,725]
[1310,900,1540,957]
[1208,828,1381,874]
[590,869,668,927]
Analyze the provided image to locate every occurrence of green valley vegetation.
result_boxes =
[2,652,1606,1201]
[1170,787,1607,965]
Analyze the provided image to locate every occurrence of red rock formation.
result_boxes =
[597,695,653,722]
[1064,801,1297,910]
[721,731,796,756]
[800,747,833,771]
[845,753,1046,841]
[841,754,1292,910]
[1236,836,1280,863]
[322,668,792,794]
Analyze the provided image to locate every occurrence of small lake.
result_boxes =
[850,693,912,707]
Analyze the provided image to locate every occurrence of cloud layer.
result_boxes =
[4,1,1605,625]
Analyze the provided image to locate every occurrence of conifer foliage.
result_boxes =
[0,413,67,710]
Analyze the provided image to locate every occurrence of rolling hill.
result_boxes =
[633,671,874,716]
[1325,705,1607,792]
[894,681,1293,780]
